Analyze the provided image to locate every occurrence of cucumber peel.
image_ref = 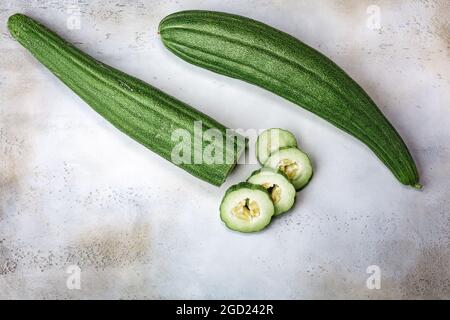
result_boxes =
[159,10,421,188]
[7,13,246,186]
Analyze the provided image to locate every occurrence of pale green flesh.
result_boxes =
[220,185,274,233]
[248,168,296,216]
[264,147,313,190]
[256,128,298,164]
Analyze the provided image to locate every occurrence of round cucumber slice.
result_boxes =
[220,182,275,233]
[256,128,297,164]
[247,168,296,216]
[264,147,313,190]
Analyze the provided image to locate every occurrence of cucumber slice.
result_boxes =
[264,147,313,190]
[220,182,275,233]
[256,128,297,164]
[247,168,296,216]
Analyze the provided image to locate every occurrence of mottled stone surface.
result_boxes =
[0,0,449,299]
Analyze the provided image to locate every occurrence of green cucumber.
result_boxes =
[247,168,296,216]
[264,147,313,190]
[8,13,246,186]
[159,10,421,188]
[256,128,297,164]
[220,182,274,233]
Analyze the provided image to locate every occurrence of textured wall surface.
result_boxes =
[0,0,449,299]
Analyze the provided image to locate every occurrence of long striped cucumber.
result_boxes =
[159,10,421,188]
[8,13,246,186]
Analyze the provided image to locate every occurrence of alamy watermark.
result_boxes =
[66,4,81,30]
[170,122,276,165]
[366,5,381,31]
[366,265,381,290]
[66,265,81,290]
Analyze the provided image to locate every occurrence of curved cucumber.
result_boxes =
[256,128,297,164]
[264,147,313,190]
[247,168,296,216]
[220,182,274,232]
[159,10,421,188]
[8,14,246,186]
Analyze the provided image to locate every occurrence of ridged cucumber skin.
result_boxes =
[8,14,246,187]
[159,10,421,188]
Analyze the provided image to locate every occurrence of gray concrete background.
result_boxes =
[0,0,449,299]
